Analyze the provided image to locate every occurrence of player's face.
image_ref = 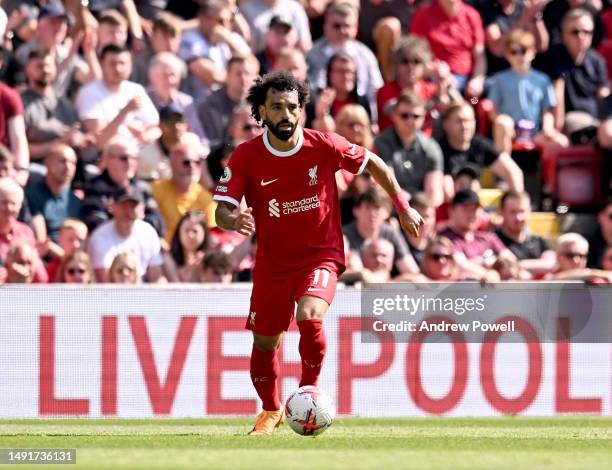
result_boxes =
[260,89,301,141]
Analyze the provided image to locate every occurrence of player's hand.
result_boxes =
[399,207,424,238]
[233,207,255,236]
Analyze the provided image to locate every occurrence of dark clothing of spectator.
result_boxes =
[82,170,165,236]
[495,228,551,261]
[586,229,607,269]
[542,44,609,118]
[374,128,443,195]
[25,180,83,242]
[437,134,500,176]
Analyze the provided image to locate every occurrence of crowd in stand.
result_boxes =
[0,0,610,285]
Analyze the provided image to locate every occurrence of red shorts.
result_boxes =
[246,262,339,336]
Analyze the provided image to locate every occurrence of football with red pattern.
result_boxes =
[285,385,335,436]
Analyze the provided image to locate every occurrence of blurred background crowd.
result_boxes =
[0,0,610,285]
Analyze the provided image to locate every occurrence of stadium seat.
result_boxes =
[527,212,560,242]
[478,188,503,208]
[540,145,604,209]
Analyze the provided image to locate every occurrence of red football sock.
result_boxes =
[250,345,281,411]
[297,319,327,387]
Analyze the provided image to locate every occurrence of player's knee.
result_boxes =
[253,333,282,352]
[296,305,325,322]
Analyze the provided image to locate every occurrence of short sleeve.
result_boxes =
[487,74,502,107]
[213,144,249,208]
[543,76,557,109]
[423,137,444,173]
[1,85,24,118]
[328,132,369,175]
[474,135,501,166]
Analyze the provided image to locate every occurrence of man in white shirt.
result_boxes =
[87,186,165,283]
[76,44,160,149]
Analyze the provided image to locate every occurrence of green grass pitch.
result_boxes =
[0,417,610,469]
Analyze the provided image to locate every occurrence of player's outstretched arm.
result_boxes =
[215,202,256,236]
[365,152,424,238]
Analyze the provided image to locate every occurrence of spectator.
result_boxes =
[168,210,209,282]
[0,144,34,226]
[55,250,95,283]
[152,132,216,243]
[198,249,234,283]
[132,11,183,86]
[410,0,487,97]
[377,35,454,132]
[0,72,29,186]
[438,102,524,200]
[3,241,39,284]
[196,54,259,147]
[137,103,188,182]
[491,254,532,280]
[435,163,483,228]
[21,48,92,163]
[45,217,88,281]
[488,30,569,155]
[334,103,374,197]
[76,44,160,149]
[146,53,206,146]
[308,51,372,131]
[350,237,396,283]
[15,2,98,97]
[404,192,437,268]
[178,0,251,104]
[87,186,165,282]
[551,232,589,274]
[421,236,462,281]
[255,14,299,75]
[306,2,383,111]
[343,188,420,274]
[272,46,308,82]
[0,178,47,282]
[496,190,557,276]
[108,251,139,284]
[374,91,444,208]
[25,144,82,243]
[240,0,311,54]
[335,104,374,149]
[96,9,129,52]
[480,0,549,75]
[82,136,164,234]
[543,8,610,143]
[543,0,604,47]
[587,196,612,268]
[357,0,411,83]
[206,104,264,184]
[438,188,513,281]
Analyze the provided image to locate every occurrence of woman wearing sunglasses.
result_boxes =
[55,250,95,284]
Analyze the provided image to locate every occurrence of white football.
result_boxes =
[284,385,335,436]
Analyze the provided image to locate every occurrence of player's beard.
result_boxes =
[264,118,297,141]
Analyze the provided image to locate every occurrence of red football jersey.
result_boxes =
[213,127,369,273]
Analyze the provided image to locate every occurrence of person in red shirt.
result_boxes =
[410,0,487,98]
[214,71,424,435]
[377,35,454,132]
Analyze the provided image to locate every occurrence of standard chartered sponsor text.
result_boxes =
[282,195,321,214]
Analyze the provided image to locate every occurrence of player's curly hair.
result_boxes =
[246,71,310,123]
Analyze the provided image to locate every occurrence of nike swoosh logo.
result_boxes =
[261,179,278,186]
